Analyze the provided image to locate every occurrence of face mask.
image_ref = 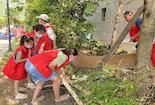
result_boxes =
[69,55,74,62]
[25,44,32,49]
[37,34,43,38]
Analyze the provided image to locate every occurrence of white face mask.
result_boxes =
[27,45,33,49]
[25,44,32,49]
[69,55,74,62]
[37,34,43,38]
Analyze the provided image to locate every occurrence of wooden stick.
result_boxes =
[102,5,144,62]
[60,75,84,105]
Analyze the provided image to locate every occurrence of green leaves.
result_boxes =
[84,2,98,16]
[25,0,98,48]
[73,68,139,105]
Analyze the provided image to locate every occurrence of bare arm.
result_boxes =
[48,61,58,71]
[28,49,31,57]
[38,42,46,54]
[46,28,57,49]
[15,52,27,63]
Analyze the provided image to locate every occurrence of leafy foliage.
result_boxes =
[80,40,110,55]
[73,67,139,105]
[24,0,99,48]
[0,17,8,25]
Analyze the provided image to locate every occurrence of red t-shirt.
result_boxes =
[29,32,53,55]
[152,44,155,67]
[129,23,140,42]
[27,31,35,38]
[129,18,142,42]
[2,46,29,80]
[29,50,70,78]
[36,33,53,53]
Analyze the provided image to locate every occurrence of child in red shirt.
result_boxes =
[25,48,78,104]
[124,11,142,43]
[29,24,53,55]
[2,35,34,100]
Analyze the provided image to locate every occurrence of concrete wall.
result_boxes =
[87,0,143,44]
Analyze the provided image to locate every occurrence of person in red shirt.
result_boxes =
[31,24,53,55]
[124,11,142,43]
[37,14,57,48]
[124,11,155,67]
[2,35,34,100]
[152,43,155,67]
[25,48,78,104]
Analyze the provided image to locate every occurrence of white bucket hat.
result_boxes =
[36,14,49,21]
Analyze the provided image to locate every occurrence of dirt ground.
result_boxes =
[0,74,75,105]
[0,40,137,105]
[0,40,76,105]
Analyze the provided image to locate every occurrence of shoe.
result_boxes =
[19,87,26,92]
[70,75,77,80]
[27,82,35,89]
[31,95,45,105]
[55,94,70,103]
[15,93,27,100]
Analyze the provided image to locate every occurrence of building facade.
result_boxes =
[87,0,143,43]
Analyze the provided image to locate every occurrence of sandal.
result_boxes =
[15,93,27,100]
[55,94,70,103]
[27,82,35,89]
[31,95,45,105]
[19,87,26,92]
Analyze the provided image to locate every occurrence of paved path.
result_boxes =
[0,40,9,57]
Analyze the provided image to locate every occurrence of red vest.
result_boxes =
[2,46,29,80]
[27,31,35,38]
[152,44,155,67]
[29,50,70,78]
[36,33,53,53]
[44,23,53,29]
[129,23,140,42]
[44,23,54,46]
[29,32,53,54]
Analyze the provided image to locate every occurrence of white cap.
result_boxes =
[36,14,49,21]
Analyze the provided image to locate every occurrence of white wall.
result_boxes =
[87,0,143,44]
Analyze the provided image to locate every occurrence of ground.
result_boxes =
[0,75,75,105]
[0,39,137,105]
[0,40,75,105]
[0,40,8,56]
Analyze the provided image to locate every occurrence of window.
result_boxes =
[101,8,106,21]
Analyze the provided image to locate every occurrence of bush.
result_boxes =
[73,67,139,105]
[25,0,99,48]
[80,40,110,56]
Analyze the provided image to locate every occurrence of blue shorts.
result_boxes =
[25,60,57,83]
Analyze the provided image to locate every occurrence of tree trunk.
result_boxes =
[137,0,155,68]
[111,0,123,46]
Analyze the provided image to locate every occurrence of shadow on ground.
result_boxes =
[0,76,75,105]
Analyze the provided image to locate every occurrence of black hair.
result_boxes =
[34,24,46,32]
[32,25,36,30]
[124,11,133,17]
[20,35,34,46]
[61,48,78,57]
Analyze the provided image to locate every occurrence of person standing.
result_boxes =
[37,14,57,49]
[124,11,142,43]
[30,24,53,55]
[2,35,34,100]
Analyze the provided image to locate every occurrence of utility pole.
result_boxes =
[6,0,12,52]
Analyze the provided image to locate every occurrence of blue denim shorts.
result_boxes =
[25,60,57,83]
